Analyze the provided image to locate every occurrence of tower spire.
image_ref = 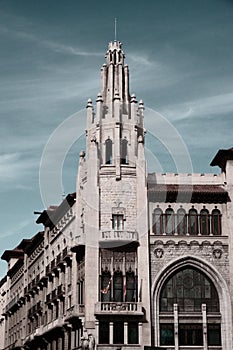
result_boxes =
[114,17,117,41]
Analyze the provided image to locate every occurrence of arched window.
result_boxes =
[160,267,219,313]
[164,208,174,235]
[105,139,112,164]
[159,267,221,346]
[211,208,221,235]
[152,207,163,235]
[177,208,187,235]
[200,208,210,235]
[126,271,136,302]
[188,208,198,235]
[113,271,123,302]
[120,139,128,164]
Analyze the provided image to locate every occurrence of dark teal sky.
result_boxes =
[0,0,233,277]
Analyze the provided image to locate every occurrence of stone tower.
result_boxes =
[75,41,151,347]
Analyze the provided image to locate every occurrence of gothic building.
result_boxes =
[0,40,233,350]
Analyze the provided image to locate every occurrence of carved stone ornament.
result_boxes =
[213,248,222,259]
[154,248,164,258]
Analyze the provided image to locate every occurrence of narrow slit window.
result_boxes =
[120,138,128,164]
[105,138,112,164]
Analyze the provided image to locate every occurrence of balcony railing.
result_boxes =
[100,230,138,242]
[95,302,143,315]
[65,304,85,320]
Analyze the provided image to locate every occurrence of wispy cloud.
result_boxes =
[0,153,38,184]
[158,92,233,122]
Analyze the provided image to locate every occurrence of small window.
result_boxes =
[99,321,109,344]
[112,214,124,230]
[105,139,112,164]
[211,209,221,235]
[153,208,163,235]
[200,208,210,235]
[179,324,203,346]
[113,322,124,344]
[189,208,198,235]
[120,139,128,164]
[128,322,138,344]
[177,208,187,235]
[160,324,174,345]
[165,208,174,235]
[208,324,221,346]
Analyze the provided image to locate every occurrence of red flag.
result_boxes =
[101,276,112,294]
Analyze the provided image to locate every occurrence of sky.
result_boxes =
[0,0,233,277]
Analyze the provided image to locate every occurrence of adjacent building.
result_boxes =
[0,40,233,350]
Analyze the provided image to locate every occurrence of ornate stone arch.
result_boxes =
[151,255,232,349]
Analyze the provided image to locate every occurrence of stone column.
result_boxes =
[57,335,63,350]
[95,320,99,345]
[202,304,208,350]
[138,322,143,345]
[109,322,114,344]
[174,303,179,350]
[124,321,128,344]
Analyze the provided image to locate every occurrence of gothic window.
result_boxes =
[188,208,198,235]
[105,138,112,164]
[211,208,221,235]
[128,322,139,344]
[200,208,210,235]
[113,271,123,302]
[159,267,219,313]
[112,214,124,230]
[152,207,163,235]
[120,138,128,164]
[164,207,175,235]
[126,271,136,302]
[177,208,187,235]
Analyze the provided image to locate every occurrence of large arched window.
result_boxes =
[200,208,210,235]
[120,139,128,164]
[105,138,112,164]
[152,207,163,235]
[160,267,219,313]
[188,208,198,235]
[177,208,187,235]
[211,208,222,235]
[164,208,174,235]
[159,267,221,347]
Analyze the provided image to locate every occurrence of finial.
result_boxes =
[86,98,92,108]
[114,18,117,41]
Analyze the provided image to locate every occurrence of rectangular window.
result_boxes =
[208,324,221,346]
[160,324,174,345]
[179,324,203,346]
[112,214,124,230]
[99,321,109,344]
[113,322,124,344]
[128,322,138,344]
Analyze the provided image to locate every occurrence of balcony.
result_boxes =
[100,230,138,246]
[65,304,85,320]
[95,302,143,315]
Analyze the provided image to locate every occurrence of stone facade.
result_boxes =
[0,40,233,350]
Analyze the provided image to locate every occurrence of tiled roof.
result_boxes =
[148,184,230,203]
